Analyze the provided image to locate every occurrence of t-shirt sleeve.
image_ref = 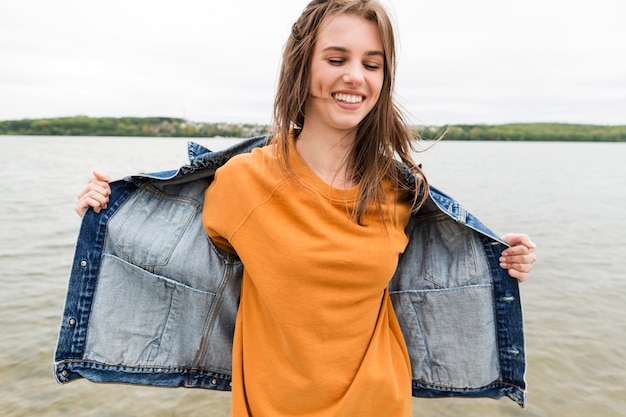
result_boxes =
[202,155,252,254]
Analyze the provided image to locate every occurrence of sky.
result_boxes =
[1,0,625,126]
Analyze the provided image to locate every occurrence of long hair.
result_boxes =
[272,0,429,225]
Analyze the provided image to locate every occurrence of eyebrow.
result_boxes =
[321,46,384,57]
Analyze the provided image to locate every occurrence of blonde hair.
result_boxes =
[272,0,429,224]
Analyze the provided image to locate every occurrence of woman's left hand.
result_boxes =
[500,233,537,282]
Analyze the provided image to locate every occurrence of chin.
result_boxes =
[330,115,368,131]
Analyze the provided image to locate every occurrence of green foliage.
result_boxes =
[0,117,624,141]
[0,116,269,138]
[414,123,626,142]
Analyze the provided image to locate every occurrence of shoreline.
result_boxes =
[1,116,625,141]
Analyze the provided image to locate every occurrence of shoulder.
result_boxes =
[210,144,285,199]
[216,143,280,180]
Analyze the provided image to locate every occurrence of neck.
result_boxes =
[295,124,357,189]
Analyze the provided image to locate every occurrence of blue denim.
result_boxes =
[54,136,526,407]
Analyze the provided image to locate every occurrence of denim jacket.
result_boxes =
[53,136,526,407]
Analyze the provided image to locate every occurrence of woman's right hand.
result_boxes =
[75,171,112,217]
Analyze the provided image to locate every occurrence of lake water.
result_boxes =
[1,136,625,417]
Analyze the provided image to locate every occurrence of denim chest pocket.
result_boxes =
[111,184,199,268]
[420,217,484,288]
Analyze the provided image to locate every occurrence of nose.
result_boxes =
[342,63,364,85]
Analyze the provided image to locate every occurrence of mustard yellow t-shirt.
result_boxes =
[202,142,413,417]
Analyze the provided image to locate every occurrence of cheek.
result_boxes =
[370,72,384,95]
[309,67,327,96]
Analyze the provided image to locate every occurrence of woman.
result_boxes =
[75,1,536,415]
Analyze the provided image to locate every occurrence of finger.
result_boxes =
[501,260,533,273]
[501,244,535,257]
[502,233,537,250]
[87,175,112,192]
[85,190,110,207]
[500,258,534,284]
[93,171,112,182]
[77,180,111,200]
[506,268,530,283]
[500,252,537,266]
[76,171,111,197]
[75,201,88,217]
[75,194,109,217]
[75,198,98,217]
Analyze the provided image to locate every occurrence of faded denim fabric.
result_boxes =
[54,136,526,407]
[390,191,526,405]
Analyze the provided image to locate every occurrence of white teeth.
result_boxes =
[333,93,363,104]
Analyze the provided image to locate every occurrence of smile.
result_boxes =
[332,93,364,104]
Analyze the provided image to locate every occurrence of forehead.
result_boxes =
[315,14,383,52]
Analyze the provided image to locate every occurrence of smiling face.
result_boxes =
[304,14,385,135]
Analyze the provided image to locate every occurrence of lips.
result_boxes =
[332,93,364,104]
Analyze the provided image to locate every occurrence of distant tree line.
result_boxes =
[1,117,624,141]
[0,116,269,138]
[415,123,626,142]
